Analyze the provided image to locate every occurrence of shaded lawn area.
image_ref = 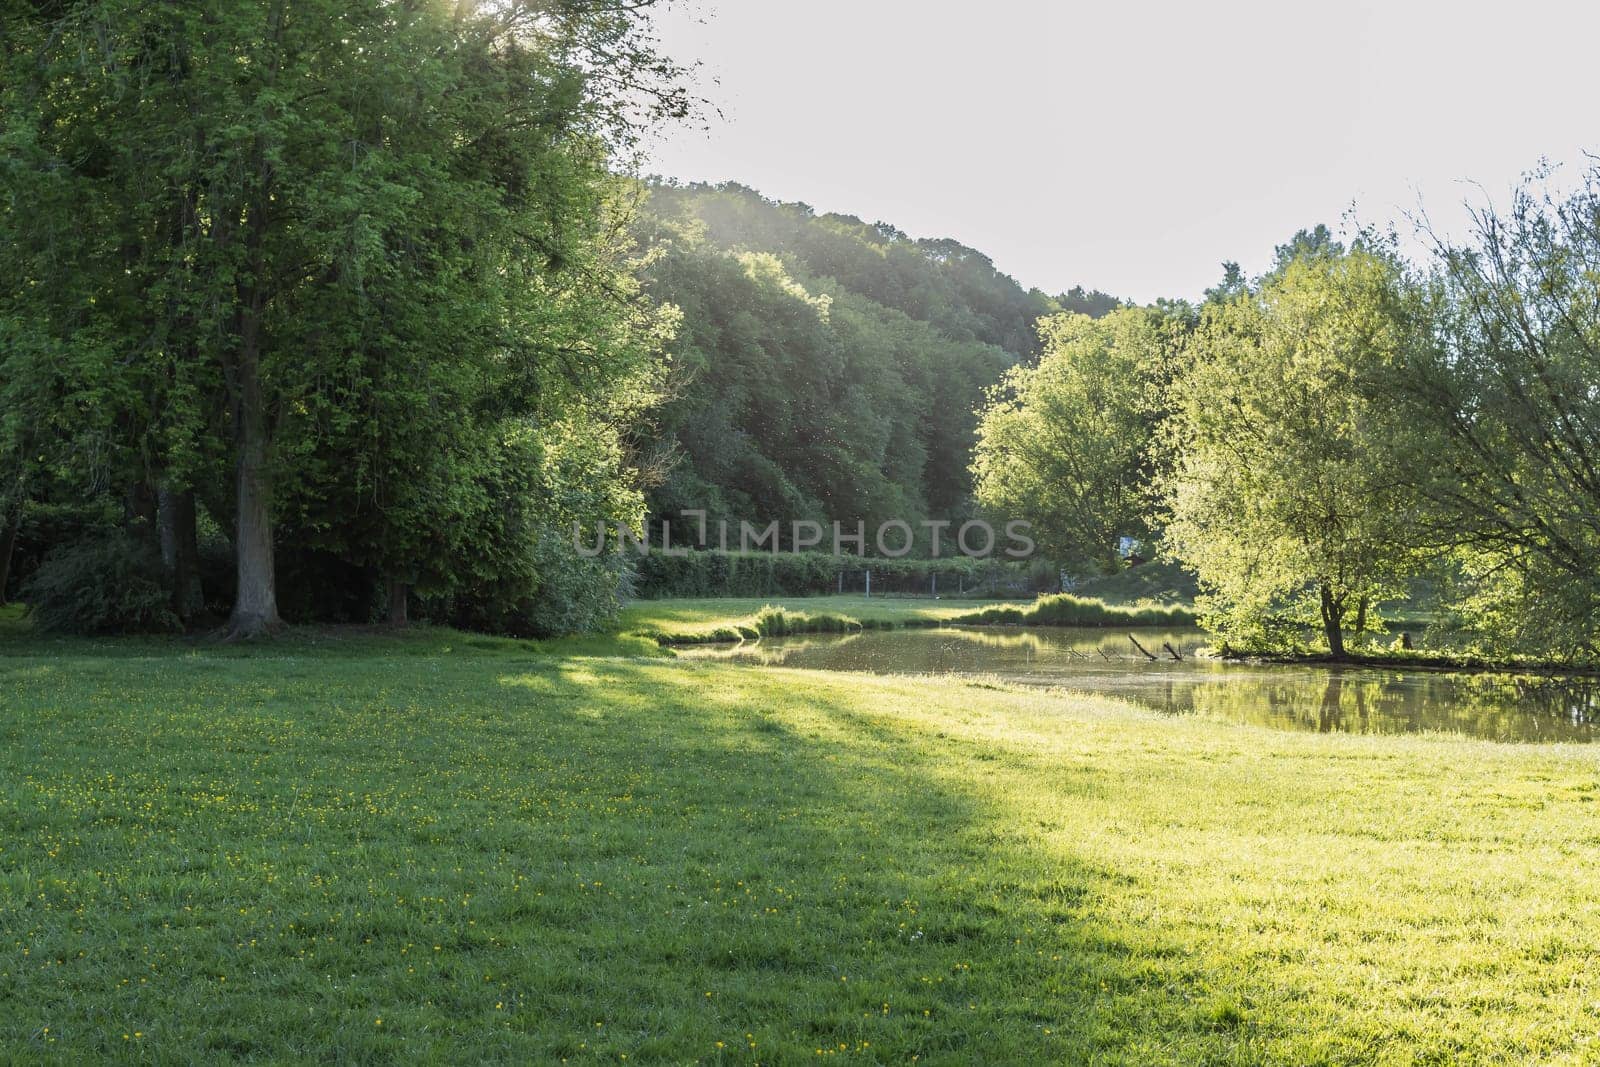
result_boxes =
[1,629,1599,1062]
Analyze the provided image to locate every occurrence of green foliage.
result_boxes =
[1,0,684,637]
[645,181,1068,355]
[972,307,1183,571]
[749,605,863,637]
[1160,178,1600,663]
[1379,165,1600,658]
[21,533,179,635]
[519,532,633,638]
[637,550,845,598]
[956,593,1196,628]
[4,499,122,598]
[1160,248,1419,654]
[638,183,1123,534]
[412,418,645,638]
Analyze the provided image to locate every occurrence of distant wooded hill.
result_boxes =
[636,181,1120,543]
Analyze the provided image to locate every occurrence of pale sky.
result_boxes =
[642,0,1600,304]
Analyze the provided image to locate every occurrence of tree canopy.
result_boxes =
[634,181,1122,546]
[972,307,1183,572]
[1160,247,1420,655]
[1380,168,1600,656]
[971,163,1600,662]
[1,0,685,636]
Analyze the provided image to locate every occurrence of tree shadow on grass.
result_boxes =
[0,647,1259,1064]
[501,658,1261,1063]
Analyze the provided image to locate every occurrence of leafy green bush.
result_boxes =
[520,531,632,637]
[6,499,122,600]
[425,530,633,639]
[21,533,180,635]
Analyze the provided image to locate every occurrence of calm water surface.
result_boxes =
[680,627,1600,742]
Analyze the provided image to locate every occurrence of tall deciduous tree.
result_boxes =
[4,0,686,637]
[972,308,1182,573]
[1161,247,1419,656]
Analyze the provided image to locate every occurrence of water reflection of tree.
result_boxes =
[1441,675,1600,741]
[933,627,1206,660]
[1183,668,1600,741]
[1185,672,1389,733]
[714,626,1207,666]
[685,632,869,666]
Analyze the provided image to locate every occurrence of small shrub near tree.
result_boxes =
[22,533,180,635]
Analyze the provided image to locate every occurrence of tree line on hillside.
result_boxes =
[635,181,1120,543]
[974,185,1600,661]
[1,0,686,638]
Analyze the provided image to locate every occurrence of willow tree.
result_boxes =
[1161,247,1421,656]
[1388,166,1600,656]
[4,1,687,637]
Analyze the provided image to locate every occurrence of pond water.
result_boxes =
[680,627,1600,742]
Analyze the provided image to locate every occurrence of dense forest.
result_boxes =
[634,182,1118,542]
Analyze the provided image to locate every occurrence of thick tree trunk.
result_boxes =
[224,339,281,640]
[1319,582,1346,658]
[1353,595,1369,645]
[0,506,19,606]
[215,83,287,643]
[158,488,205,622]
[387,579,408,627]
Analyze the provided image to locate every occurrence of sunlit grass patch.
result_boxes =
[618,592,1195,646]
[2,631,1598,1062]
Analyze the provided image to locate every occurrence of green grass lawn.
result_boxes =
[4,620,1600,1062]
[617,595,1015,641]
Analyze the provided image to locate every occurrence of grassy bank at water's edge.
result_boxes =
[956,593,1194,629]
[615,595,1013,643]
[2,622,1600,1061]
[618,593,1197,645]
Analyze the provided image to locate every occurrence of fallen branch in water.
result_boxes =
[1128,634,1157,661]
